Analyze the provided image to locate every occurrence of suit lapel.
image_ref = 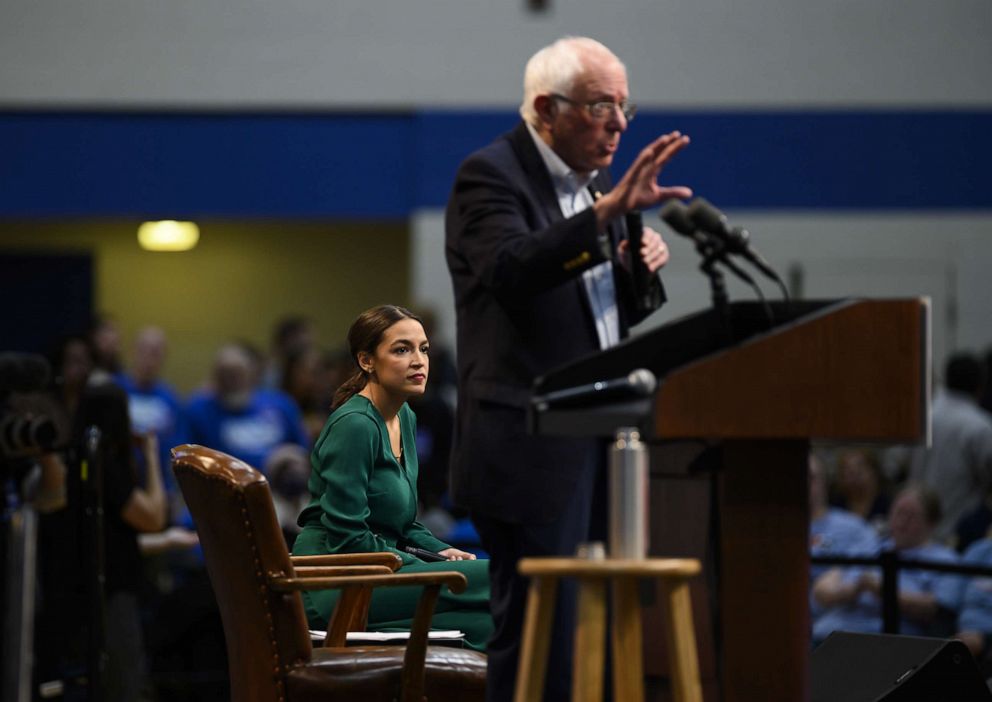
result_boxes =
[508,122,565,225]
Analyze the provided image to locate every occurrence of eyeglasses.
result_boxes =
[551,93,637,122]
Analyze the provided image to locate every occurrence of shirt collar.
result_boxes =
[525,122,598,196]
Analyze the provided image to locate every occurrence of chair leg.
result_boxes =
[572,577,607,702]
[513,575,558,702]
[611,577,645,702]
[659,578,702,702]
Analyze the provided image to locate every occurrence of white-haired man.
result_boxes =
[445,36,692,700]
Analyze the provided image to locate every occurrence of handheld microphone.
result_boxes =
[624,210,655,311]
[686,198,780,283]
[532,368,657,410]
[402,545,448,562]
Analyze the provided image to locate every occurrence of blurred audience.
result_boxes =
[810,453,878,579]
[39,334,167,701]
[812,484,959,643]
[88,313,124,375]
[115,326,189,517]
[263,315,315,390]
[266,443,311,549]
[186,343,309,472]
[829,447,891,534]
[899,353,992,542]
[280,344,329,443]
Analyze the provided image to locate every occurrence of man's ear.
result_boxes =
[534,94,557,127]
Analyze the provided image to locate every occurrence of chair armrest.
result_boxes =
[268,566,395,591]
[271,570,467,593]
[291,552,403,571]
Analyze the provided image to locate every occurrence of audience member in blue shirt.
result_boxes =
[116,326,188,502]
[809,454,879,621]
[812,484,959,643]
[947,538,992,663]
[810,455,879,575]
[186,343,310,472]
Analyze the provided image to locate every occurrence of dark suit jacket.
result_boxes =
[444,121,664,524]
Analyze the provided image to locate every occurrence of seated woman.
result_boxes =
[292,305,492,651]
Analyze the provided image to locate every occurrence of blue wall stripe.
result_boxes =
[1,109,990,217]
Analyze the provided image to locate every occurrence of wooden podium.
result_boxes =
[530,298,930,702]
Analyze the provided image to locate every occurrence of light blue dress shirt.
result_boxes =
[526,123,620,350]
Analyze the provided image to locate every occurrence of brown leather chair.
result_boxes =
[171,444,486,702]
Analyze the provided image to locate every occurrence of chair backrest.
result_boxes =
[171,444,312,702]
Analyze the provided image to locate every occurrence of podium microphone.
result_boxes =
[661,200,774,325]
[532,368,657,410]
[686,197,788,300]
[625,210,655,312]
[660,201,760,287]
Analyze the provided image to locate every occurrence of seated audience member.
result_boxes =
[950,537,992,671]
[292,305,492,651]
[186,343,309,471]
[265,443,311,549]
[830,447,891,534]
[810,453,878,582]
[812,484,960,643]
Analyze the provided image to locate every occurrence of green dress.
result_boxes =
[293,394,491,651]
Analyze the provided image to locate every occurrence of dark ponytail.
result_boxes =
[330,304,423,410]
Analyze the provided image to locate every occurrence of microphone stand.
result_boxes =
[695,238,733,342]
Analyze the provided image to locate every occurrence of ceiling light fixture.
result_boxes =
[137,220,200,252]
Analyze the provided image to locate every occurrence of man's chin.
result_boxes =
[594,153,615,169]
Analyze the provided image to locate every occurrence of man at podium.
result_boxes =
[445,36,692,700]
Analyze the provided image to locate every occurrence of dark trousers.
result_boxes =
[473,448,607,702]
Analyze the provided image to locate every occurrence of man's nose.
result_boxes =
[606,106,627,132]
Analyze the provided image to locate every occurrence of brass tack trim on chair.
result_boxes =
[232,486,287,698]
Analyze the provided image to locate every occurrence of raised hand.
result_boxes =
[594,131,692,227]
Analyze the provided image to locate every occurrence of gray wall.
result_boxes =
[2,1,989,107]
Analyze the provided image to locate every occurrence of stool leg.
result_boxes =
[572,577,607,702]
[659,578,702,702]
[611,577,644,702]
[513,576,558,702]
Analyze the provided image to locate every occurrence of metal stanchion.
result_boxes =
[608,427,648,560]
[1,464,40,702]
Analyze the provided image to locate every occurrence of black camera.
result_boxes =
[0,352,58,464]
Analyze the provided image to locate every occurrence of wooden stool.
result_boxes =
[513,558,702,702]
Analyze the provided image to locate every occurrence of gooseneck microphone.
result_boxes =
[532,368,657,410]
[624,210,655,312]
[686,197,788,300]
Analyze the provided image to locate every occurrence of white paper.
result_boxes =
[309,629,465,642]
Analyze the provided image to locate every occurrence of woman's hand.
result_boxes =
[438,547,477,561]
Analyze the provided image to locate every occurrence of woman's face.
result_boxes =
[361,318,429,399]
